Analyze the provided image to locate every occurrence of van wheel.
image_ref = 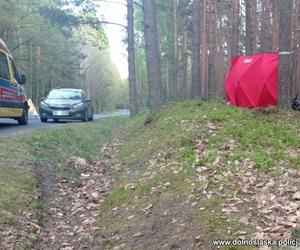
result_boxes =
[18,109,28,125]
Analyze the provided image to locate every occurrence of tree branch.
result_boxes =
[97,0,127,6]
[134,1,143,8]
[11,31,41,52]
[100,20,127,29]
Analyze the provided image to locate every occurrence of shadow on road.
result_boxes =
[0,123,19,128]
[0,119,19,127]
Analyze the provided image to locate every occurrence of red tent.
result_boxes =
[225,53,278,108]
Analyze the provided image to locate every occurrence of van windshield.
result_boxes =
[47,89,82,100]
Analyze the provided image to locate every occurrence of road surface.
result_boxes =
[0,110,130,137]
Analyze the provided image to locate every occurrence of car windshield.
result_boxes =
[47,89,82,100]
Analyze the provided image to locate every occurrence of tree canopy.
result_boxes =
[0,0,127,111]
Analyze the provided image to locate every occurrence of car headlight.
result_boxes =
[73,102,84,109]
[40,101,49,109]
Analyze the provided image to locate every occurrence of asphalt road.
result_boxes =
[0,110,130,137]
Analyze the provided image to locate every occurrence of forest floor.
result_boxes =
[91,102,300,250]
[1,101,300,250]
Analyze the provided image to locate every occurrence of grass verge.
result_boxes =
[0,117,128,249]
[97,101,300,249]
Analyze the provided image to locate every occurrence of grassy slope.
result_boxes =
[0,117,128,248]
[1,102,299,249]
[97,101,300,249]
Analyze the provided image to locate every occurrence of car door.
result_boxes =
[0,51,23,118]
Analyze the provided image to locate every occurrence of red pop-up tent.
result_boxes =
[225,53,278,108]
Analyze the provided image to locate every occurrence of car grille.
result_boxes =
[49,106,71,110]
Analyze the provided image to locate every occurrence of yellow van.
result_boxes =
[0,39,28,125]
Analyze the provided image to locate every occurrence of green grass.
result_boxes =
[199,196,248,235]
[98,101,300,246]
[0,117,128,248]
[14,234,39,250]
[0,117,128,215]
[115,101,299,182]
[1,211,18,225]
[1,101,299,248]
[25,117,127,177]
[0,144,37,217]
[292,228,300,238]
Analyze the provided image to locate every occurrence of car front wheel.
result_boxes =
[88,111,94,121]
[81,110,88,122]
[41,117,48,123]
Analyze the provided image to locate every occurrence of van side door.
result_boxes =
[0,51,15,117]
[0,51,23,117]
[8,56,26,104]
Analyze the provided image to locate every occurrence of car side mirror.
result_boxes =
[19,74,27,85]
[85,98,91,102]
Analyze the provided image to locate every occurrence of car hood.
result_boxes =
[44,99,82,106]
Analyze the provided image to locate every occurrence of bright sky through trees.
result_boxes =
[97,1,128,79]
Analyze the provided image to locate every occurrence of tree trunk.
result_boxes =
[292,0,300,96]
[176,12,188,100]
[261,0,271,52]
[271,0,279,51]
[230,0,240,58]
[173,0,178,100]
[207,0,217,98]
[142,0,164,110]
[200,0,208,99]
[191,0,201,99]
[36,45,41,105]
[278,0,292,108]
[182,28,188,99]
[245,0,257,55]
[177,25,188,100]
[127,0,139,117]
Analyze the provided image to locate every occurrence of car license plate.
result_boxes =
[53,110,69,116]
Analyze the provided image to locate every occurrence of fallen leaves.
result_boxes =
[127,215,135,220]
[132,232,142,237]
[35,140,121,249]
[188,116,300,241]
[233,230,248,236]
[143,204,153,215]
[149,150,170,167]
[224,167,300,239]
[124,182,137,190]
[0,208,40,249]
[292,191,300,200]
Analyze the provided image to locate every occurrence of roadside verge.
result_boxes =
[0,117,128,249]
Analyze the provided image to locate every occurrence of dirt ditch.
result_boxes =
[34,141,121,250]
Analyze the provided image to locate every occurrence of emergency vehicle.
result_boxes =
[0,39,28,125]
